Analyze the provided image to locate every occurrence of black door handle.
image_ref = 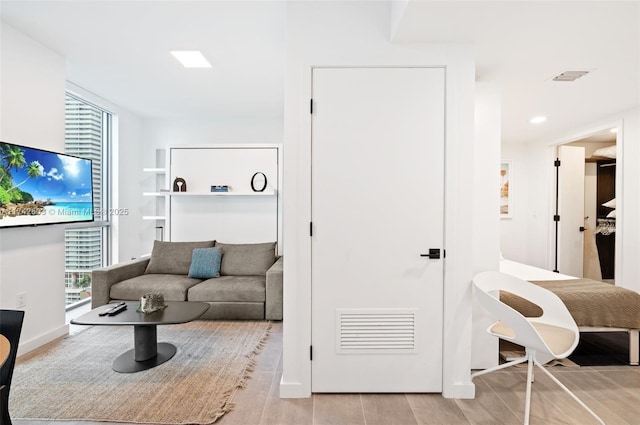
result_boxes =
[420,249,441,259]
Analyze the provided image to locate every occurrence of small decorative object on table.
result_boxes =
[138,293,167,314]
[250,172,267,192]
[173,177,187,192]
[211,185,229,192]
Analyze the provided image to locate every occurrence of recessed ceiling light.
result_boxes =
[529,116,547,124]
[610,128,618,133]
[170,51,211,68]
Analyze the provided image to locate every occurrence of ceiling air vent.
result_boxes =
[552,70,590,82]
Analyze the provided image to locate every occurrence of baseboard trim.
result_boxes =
[443,382,475,399]
[279,377,311,398]
[17,324,69,357]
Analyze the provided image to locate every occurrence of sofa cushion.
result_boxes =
[199,302,265,320]
[145,240,215,275]
[188,276,266,302]
[110,274,203,301]
[188,247,222,279]
[217,242,276,276]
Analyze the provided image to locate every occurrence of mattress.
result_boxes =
[499,260,640,329]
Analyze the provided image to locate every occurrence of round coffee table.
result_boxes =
[71,301,209,373]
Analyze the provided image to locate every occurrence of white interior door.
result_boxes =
[311,67,445,392]
[557,145,586,277]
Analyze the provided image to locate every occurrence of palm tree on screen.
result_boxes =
[9,161,44,190]
[0,144,26,185]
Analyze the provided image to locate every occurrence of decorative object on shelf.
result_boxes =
[155,226,164,241]
[250,172,268,192]
[138,293,167,314]
[173,177,187,192]
[211,185,229,192]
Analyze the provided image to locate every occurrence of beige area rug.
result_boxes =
[11,320,271,424]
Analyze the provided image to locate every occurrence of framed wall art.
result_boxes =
[500,161,512,218]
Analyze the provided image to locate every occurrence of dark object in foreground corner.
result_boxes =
[1,309,25,425]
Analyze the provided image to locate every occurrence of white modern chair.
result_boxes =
[471,271,604,425]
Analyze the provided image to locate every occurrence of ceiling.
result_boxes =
[393,1,639,144]
[1,1,638,145]
[0,1,286,119]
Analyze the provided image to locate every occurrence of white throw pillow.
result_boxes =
[602,198,616,209]
[606,209,617,218]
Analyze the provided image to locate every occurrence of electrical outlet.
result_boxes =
[16,292,26,308]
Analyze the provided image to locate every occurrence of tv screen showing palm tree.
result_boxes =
[0,141,94,228]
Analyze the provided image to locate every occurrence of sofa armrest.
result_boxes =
[265,256,283,320]
[91,258,150,308]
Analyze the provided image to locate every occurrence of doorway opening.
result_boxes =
[554,127,618,282]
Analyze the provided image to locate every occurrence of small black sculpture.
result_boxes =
[173,177,187,192]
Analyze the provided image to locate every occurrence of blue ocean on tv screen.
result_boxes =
[0,142,94,227]
[44,202,93,220]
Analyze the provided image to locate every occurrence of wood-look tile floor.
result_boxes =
[13,322,640,425]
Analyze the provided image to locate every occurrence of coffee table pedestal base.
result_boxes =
[112,325,176,373]
[113,342,176,373]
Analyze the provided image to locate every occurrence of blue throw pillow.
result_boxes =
[188,247,222,279]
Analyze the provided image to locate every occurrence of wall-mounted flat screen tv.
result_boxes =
[0,141,94,228]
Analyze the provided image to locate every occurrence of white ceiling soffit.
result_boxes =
[568,129,617,146]
[0,1,286,119]
[392,1,640,145]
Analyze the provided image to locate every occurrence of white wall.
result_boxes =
[0,23,69,354]
[499,143,539,264]
[618,108,640,293]
[138,117,283,254]
[471,83,501,369]
[282,1,491,399]
[473,84,501,274]
[113,108,145,262]
[500,107,640,294]
[0,23,145,354]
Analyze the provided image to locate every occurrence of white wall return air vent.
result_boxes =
[336,308,417,354]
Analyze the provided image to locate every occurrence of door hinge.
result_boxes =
[310,345,313,361]
[554,215,560,222]
[310,222,313,237]
[310,99,313,114]
[554,159,561,167]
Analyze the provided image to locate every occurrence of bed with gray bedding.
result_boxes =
[500,259,640,365]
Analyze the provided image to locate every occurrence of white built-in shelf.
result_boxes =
[144,190,276,197]
[142,216,167,220]
[169,190,276,196]
[143,167,167,173]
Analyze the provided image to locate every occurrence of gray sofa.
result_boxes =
[92,240,282,320]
